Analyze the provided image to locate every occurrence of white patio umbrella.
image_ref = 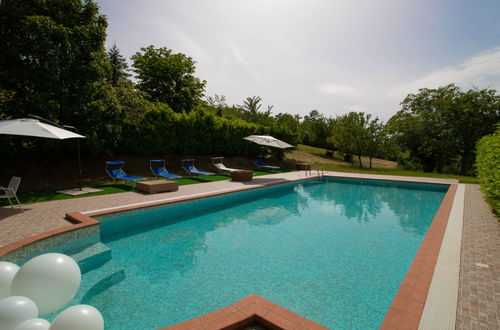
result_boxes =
[243,135,293,149]
[0,118,85,139]
[0,117,86,189]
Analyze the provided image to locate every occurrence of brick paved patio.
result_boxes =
[456,184,499,330]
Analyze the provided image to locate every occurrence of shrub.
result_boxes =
[118,103,276,157]
[476,128,500,217]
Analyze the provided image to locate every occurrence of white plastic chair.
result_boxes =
[0,176,23,211]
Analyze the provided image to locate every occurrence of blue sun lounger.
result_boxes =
[150,160,181,179]
[182,159,214,176]
[254,158,280,171]
[105,161,145,185]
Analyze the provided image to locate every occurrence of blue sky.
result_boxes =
[96,0,500,121]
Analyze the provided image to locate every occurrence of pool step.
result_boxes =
[68,242,125,302]
[42,254,125,321]
[70,242,112,273]
[76,259,125,304]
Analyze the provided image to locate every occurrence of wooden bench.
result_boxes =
[136,180,179,194]
[231,170,253,181]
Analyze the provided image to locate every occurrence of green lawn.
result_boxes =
[313,162,479,184]
[297,144,345,160]
[295,144,479,184]
[0,170,287,206]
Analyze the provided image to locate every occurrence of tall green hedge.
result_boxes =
[118,103,296,157]
[476,127,500,217]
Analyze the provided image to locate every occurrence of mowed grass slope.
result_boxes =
[285,144,479,184]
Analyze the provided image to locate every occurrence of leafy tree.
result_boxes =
[239,96,275,126]
[387,84,499,173]
[274,113,302,146]
[0,0,123,153]
[329,112,378,168]
[106,44,131,86]
[242,96,263,114]
[453,88,500,175]
[131,45,206,112]
[364,116,386,168]
[0,0,112,120]
[112,81,152,123]
[205,94,227,108]
[301,110,332,148]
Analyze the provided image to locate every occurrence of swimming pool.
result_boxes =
[90,177,448,329]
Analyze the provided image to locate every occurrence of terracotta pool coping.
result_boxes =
[0,211,99,258]
[158,294,328,330]
[83,178,294,217]
[0,174,459,329]
[380,183,458,329]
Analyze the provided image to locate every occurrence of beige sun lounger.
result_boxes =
[211,157,241,173]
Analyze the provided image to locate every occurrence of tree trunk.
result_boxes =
[421,158,436,172]
[436,161,444,173]
[369,156,373,169]
[459,151,474,176]
[358,155,363,168]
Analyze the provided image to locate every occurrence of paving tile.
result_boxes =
[398,284,414,298]
[253,295,276,311]
[262,311,298,329]
[201,311,245,330]
[238,303,255,317]
[199,306,237,323]
[270,304,304,324]
[391,295,411,311]
[405,300,424,316]
[456,184,500,330]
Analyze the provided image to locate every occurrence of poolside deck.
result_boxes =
[0,171,498,329]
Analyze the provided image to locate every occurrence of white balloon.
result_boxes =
[0,296,39,330]
[49,305,104,330]
[14,318,50,330]
[11,253,81,315]
[0,262,20,299]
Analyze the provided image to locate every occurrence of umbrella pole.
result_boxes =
[77,138,82,191]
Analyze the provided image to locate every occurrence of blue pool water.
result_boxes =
[91,178,447,329]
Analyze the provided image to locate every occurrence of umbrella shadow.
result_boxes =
[0,207,26,221]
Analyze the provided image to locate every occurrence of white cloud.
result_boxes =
[227,42,265,87]
[229,43,245,64]
[316,84,362,97]
[388,47,500,99]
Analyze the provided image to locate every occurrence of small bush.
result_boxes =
[397,155,422,171]
[476,128,500,217]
